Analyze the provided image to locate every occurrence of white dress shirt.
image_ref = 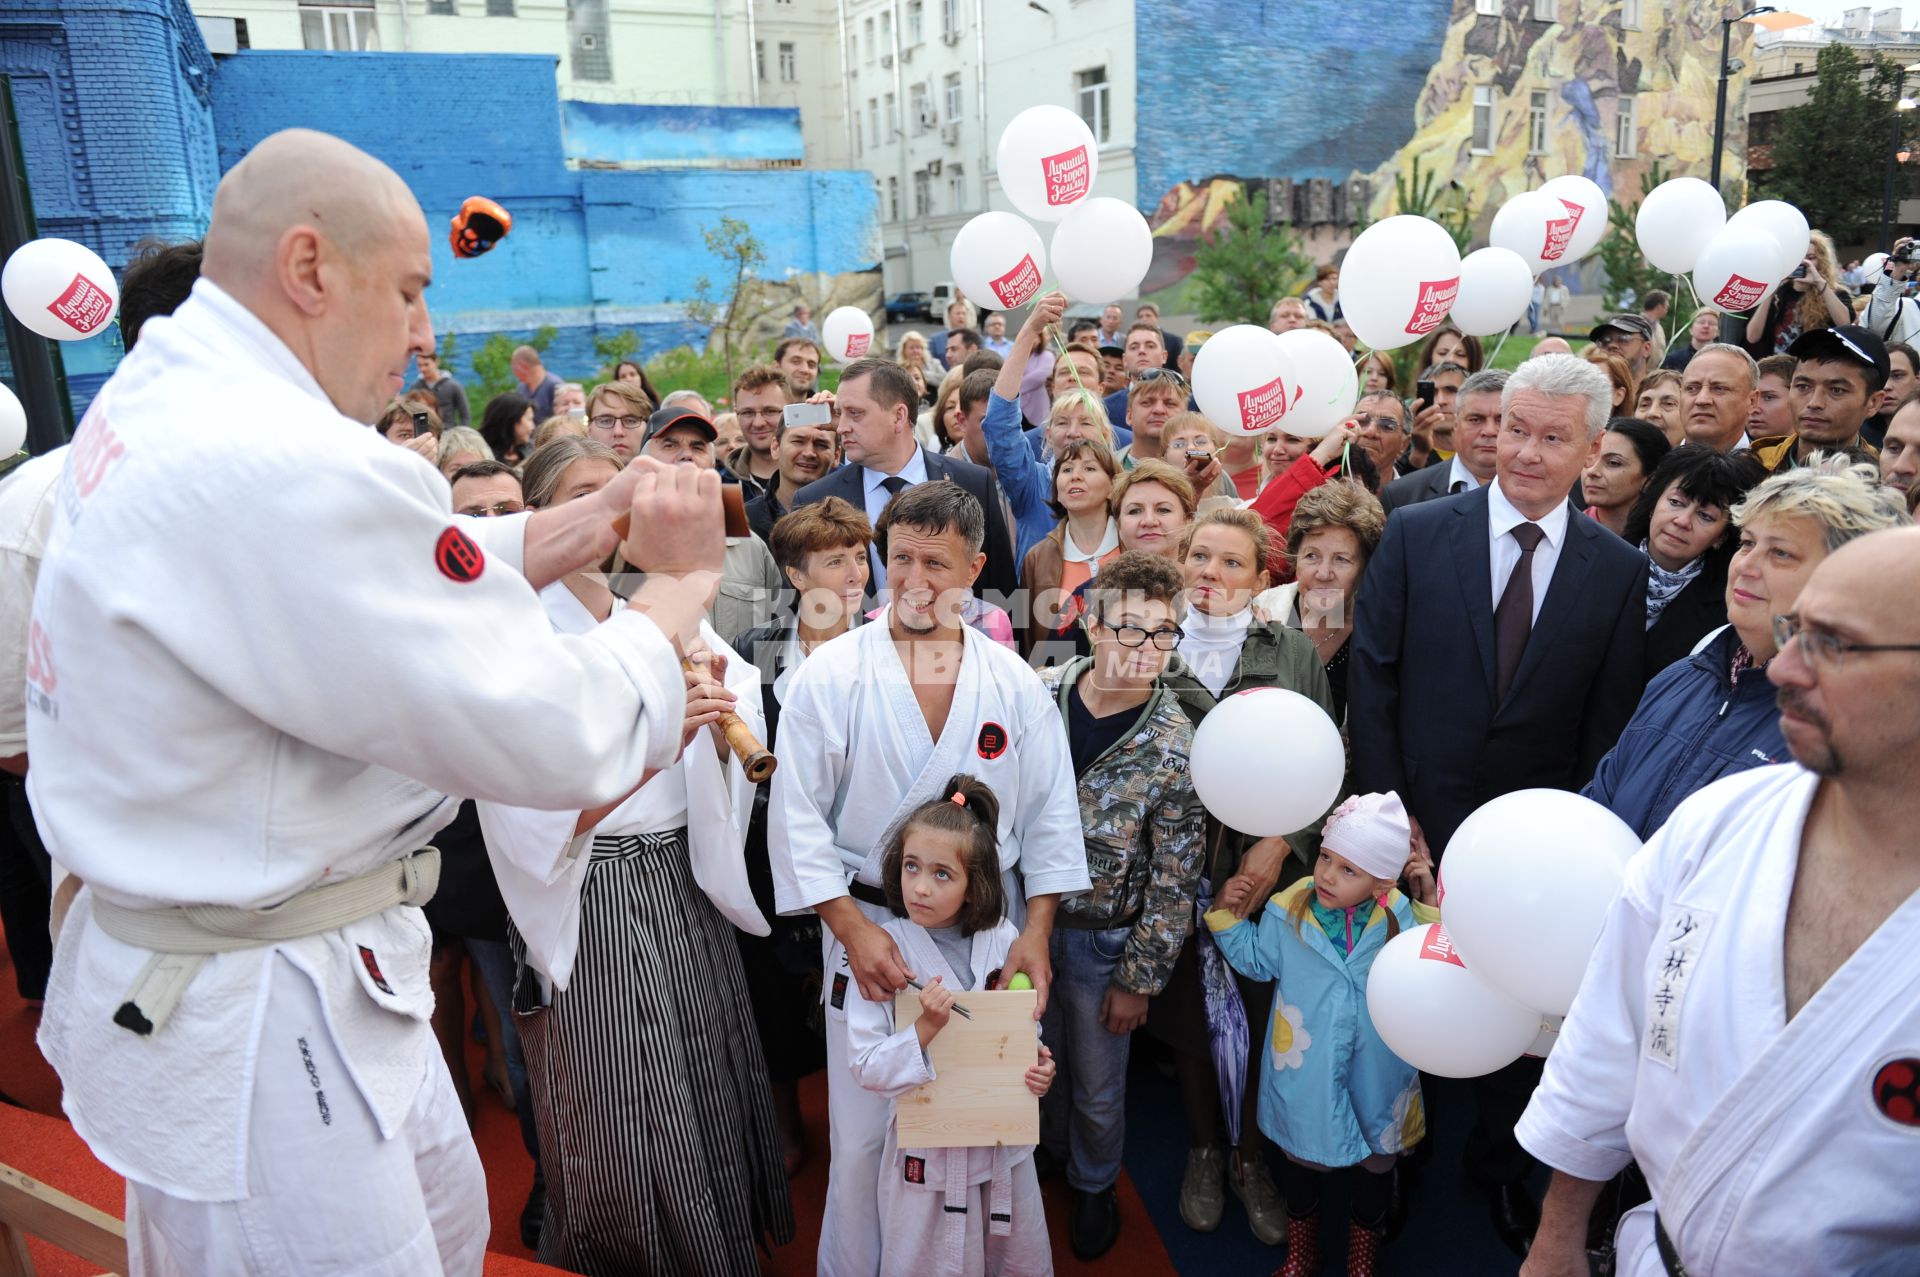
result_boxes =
[1486,477,1569,624]
[1446,455,1483,495]
[861,446,930,587]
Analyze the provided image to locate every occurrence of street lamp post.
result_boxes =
[1710,6,1814,196]
[1881,72,1917,253]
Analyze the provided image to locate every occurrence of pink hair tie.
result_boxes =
[951,792,967,808]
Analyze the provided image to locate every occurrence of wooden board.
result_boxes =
[0,1161,127,1275]
[892,989,1040,1149]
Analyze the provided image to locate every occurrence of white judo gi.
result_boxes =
[846,917,1051,1277]
[769,618,1087,1277]
[32,280,688,1276]
[1518,764,1920,1276]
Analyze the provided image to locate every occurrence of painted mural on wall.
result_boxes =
[1135,0,1747,287]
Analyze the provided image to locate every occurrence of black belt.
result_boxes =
[1655,1214,1688,1277]
[848,878,888,907]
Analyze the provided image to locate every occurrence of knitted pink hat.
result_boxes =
[1321,791,1412,882]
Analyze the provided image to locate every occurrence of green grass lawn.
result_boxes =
[1484,333,1543,371]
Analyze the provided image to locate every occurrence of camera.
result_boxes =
[1894,244,1918,264]
[1790,264,1808,279]
[783,401,833,429]
[410,410,430,435]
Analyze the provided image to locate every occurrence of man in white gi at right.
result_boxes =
[770,480,1088,1277]
[31,129,724,1275]
[1519,526,1920,1277]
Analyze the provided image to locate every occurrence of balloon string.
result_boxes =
[1488,329,1511,366]
[1049,323,1096,403]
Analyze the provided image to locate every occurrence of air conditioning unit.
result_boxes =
[942,29,960,45]
[918,109,938,130]
[929,158,944,176]
[940,121,960,145]
[880,52,893,67]
[900,45,913,62]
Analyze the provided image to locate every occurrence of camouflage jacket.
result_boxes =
[1040,659,1206,996]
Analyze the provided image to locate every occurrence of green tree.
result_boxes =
[1598,161,1678,313]
[1394,155,1474,253]
[469,326,555,405]
[1188,188,1312,326]
[687,216,768,390]
[1757,44,1905,245]
[593,328,641,382]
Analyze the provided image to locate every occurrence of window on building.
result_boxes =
[914,169,933,218]
[944,72,962,123]
[910,82,929,133]
[863,16,875,61]
[1615,94,1638,158]
[942,0,962,39]
[948,165,966,211]
[755,41,765,80]
[1532,0,1556,18]
[299,3,379,50]
[1076,66,1110,143]
[426,0,454,15]
[907,0,924,44]
[1475,0,1500,13]
[868,98,880,147]
[1528,89,1549,155]
[885,91,897,136]
[485,0,512,15]
[1471,85,1495,153]
[879,10,891,56]
[888,175,900,222]
[779,41,796,82]
[1621,0,1641,27]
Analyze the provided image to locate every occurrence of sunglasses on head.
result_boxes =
[1131,368,1189,387]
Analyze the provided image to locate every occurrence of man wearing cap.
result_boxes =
[1752,326,1888,475]
[1178,330,1210,382]
[1590,313,1658,382]
[639,405,782,641]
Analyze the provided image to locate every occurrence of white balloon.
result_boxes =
[1692,227,1789,317]
[1189,687,1344,836]
[949,212,1047,312]
[1537,174,1608,262]
[1449,247,1537,337]
[1525,1014,1565,1060]
[1635,178,1727,274]
[1490,190,1576,275]
[1366,923,1542,1079]
[819,305,877,364]
[2,238,119,342]
[1337,216,1463,352]
[1439,789,1638,1016]
[1863,251,1891,286]
[1272,328,1358,437]
[1727,200,1811,281]
[0,382,24,456]
[995,105,1099,224]
[1191,325,1302,437]
[1048,197,1153,306]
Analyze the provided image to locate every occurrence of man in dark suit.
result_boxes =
[791,357,1019,609]
[1348,354,1647,1258]
[1378,369,1507,516]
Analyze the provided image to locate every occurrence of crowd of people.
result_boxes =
[7,129,1920,1277]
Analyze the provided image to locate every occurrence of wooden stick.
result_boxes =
[0,1161,128,1275]
[684,656,777,784]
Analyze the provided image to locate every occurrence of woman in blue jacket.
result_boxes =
[1585,458,1909,838]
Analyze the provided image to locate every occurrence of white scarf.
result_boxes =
[1178,605,1253,697]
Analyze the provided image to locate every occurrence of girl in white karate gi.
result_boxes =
[845,775,1058,1277]
[1205,792,1440,1277]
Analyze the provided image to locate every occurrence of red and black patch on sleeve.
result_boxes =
[435,526,485,583]
[976,721,1008,760]
[1872,1057,1920,1127]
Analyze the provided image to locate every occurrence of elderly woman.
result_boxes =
[1623,443,1768,677]
[1149,506,1334,1249]
[1585,457,1909,837]
[1631,369,1687,446]
[1022,438,1122,654]
[477,436,792,1275]
[731,497,873,1177]
[1252,480,1387,723]
[1033,460,1196,665]
[436,425,494,478]
[1581,417,1673,538]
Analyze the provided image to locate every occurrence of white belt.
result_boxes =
[89,848,441,1036]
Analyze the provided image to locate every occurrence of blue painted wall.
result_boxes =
[1133,0,1451,211]
[563,102,804,167]
[1,0,220,413]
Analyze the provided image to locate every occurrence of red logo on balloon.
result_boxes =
[991,254,1043,308]
[47,273,114,336]
[1872,1057,1920,1128]
[1418,924,1466,967]
[435,526,485,583]
[1236,373,1292,432]
[1713,274,1768,311]
[1541,199,1584,261]
[1405,277,1460,337]
[844,333,872,359]
[1042,145,1090,206]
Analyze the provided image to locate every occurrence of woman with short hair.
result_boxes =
[1255,480,1388,723]
[1623,444,1768,677]
[1022,438,1123,656]
[436,425,494,479]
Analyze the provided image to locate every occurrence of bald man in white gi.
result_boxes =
[30,129,727,1276]
[1518,526,1920,1277]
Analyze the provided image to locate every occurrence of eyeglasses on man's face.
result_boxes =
[590,414,645,432]
[1773,613,1920,671]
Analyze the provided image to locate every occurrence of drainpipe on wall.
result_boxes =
[714,0,729,102]
[744,0,759,106]
[892,0,908,287]
[396,0,411,51]
[972,0,986,214]
[837,0,856,166]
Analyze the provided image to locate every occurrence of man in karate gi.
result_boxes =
[770,479,1088,1277]
[1519,526,1920,1277]
[30,128,725,1276]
